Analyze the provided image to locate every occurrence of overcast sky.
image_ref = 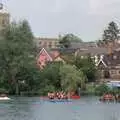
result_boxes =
[4,0,120,41]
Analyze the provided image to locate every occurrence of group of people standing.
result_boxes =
[48,91,69,99]
[99,93,120,102]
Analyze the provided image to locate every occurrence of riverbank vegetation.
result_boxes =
[0,20,119,96]
[84,83,120,96]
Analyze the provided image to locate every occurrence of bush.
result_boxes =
[95,84,110,96]
[85,83,96,95]
[110,88,120,95]
[39,84,56,96]
[0,88,8,94]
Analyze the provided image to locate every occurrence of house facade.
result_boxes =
[96,50,120,80]
[37,48,65,69]
[34,37,60,49]
[36,41,120,81]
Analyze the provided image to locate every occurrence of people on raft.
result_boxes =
[99,93,120,102]
[48,91,68,100]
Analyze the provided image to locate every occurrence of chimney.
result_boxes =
[107,42,113,55]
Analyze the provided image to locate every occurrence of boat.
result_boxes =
[0,96,10,100]
[0,94,10,100]
[70,95,80,99]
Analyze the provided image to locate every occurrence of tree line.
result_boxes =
[0,20,118,96]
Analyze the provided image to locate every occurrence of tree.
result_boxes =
[41,62,62,90]
[102,21,120,44]
[0,20,37,95]
[59,33,82,48]
[74,56,97,82]
[59,64,87,92]
[95,84,110,95]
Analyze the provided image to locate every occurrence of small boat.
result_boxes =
[0,96,10,100]
[0,94,10,100]
[70,95,80,99]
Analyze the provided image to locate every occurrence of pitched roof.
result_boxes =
[36,48,53,61]
[70,42,98,49]
[37,48,60,60]
[97,51,120,67]
[76,47,108,56]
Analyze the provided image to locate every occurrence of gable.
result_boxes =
[96,55,107,67]
[97,61,107,69]
[37,48,53,63]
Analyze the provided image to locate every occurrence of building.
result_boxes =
[36,48,65,69]
[0,3,10,33]
[96,50,120,80]
[35,37,60,49]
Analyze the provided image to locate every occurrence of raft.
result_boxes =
[40,95,80,100]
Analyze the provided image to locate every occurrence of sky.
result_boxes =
[3,0,120,41]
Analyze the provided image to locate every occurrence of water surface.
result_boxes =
[0,96,120,120]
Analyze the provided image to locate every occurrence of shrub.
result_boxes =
[85,83,96,95]
[95,84,110,96]
[0,88,8,94]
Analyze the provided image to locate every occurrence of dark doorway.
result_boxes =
[104,70,110,78]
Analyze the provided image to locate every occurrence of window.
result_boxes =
[111,70,116,74]
[48,42,52,48]
[43,42,47,47]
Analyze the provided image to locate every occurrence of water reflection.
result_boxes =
[0,96,120,120]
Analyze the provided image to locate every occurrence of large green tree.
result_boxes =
[0,20,37,95]
[98,21,120,46]
[59,33,82,48]
[41,62,62,91]
[59,64,87,92]
[74,56,97,82]
[103,21,120,42]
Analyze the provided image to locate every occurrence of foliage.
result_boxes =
[61,54,75,65]
[110,87,120,95]
[0,20,100,96]
[60,64,87,92]
[59,33,82,48]
[0,88,8,94]
[40,85,56,95]
[0,20,38,95]
[85,83,96,95]
[97,21,120,46]
[75,56,97,82]
[103,21,120,42]
[95,84,110,95]
[40,62,62,90]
